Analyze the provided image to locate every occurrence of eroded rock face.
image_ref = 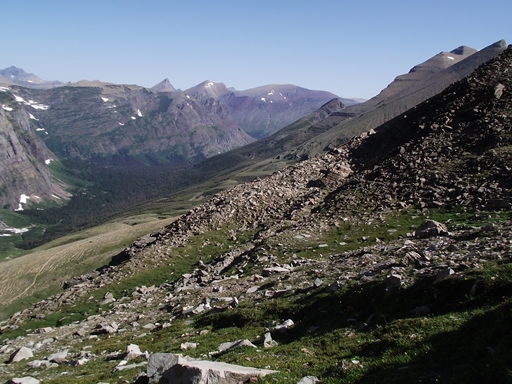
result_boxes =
[0,107,56,209]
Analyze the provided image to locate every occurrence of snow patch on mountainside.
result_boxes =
[13,94,49,110]
[14,194,30,211]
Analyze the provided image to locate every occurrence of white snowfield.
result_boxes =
[2,104,13,111]
[2,227,29,234]
[101,97,109,102]
[13,94,49,110]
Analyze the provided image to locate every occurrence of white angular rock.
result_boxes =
[47,349,68,362]
[9,347,33,363]
[180,342,197,350]
[218,339,257,352]
[27,360,52,368]
[298,376,320,384]
[246,286,259,294]
[271,319,294,333]
[262,332,278,348]
[8,377,40,384]
[126,343,143,360]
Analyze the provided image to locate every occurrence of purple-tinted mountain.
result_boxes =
[0,66,63,89]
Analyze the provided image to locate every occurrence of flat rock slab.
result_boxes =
[148,353,277,384]
[218,339,257,352]
[8,377,40,384]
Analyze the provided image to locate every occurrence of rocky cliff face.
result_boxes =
[220,84,354,139]
[11,82,254,164]
[0,91,60,210]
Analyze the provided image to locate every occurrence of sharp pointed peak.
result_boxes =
[151,78,176,92]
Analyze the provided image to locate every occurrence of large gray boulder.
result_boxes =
[147,353,277,383]
[414,219,449,238]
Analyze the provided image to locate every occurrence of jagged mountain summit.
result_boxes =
[0,43,511,383]
[0,66,63,89]
[0,66,45,84]
[184,80,231,99]
[172,81,348,139]
[150,78,176,92]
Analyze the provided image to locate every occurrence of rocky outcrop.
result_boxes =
[0,93,59,209]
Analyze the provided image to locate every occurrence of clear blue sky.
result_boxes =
[1,0,510,99]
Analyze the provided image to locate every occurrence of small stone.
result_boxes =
[298,376,320,384]
[494,83,505,99]
[262,332,278,348]
[326,281,341,292]
[435,268,455,282]
[47,350,69,363]
[387,274,402,287]
[271,319,294,333]
[246,286,259,294]
[218,339,257,352]
[262,267,290,277]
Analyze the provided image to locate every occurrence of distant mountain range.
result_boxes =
[0,40,506,219]
[0,69,359,140]
[0,66,63,89]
